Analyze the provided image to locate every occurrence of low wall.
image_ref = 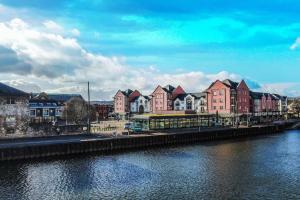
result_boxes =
[0,124,291,161]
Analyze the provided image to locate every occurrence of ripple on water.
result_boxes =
[0,131,300,199]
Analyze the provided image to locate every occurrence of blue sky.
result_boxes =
[0,0,300,99]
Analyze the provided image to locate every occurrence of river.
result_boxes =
[0,130,300,199]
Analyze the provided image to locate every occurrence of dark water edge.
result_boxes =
[0,130,300,200]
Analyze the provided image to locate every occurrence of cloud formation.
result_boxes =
[0,18,245,100]
[290,37,300,50]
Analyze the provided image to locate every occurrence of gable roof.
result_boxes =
[190,92,206,99]
[174,93,197,101]
[122,89,133,96]
[250,91,264,99]
[33,92,83,102]
[131,95,151,102]
[90,101,113,105]
[130,96,140,102]
[163,85,175,93]
[174,93,188,101]
[273,94,287,100]
[222,79,239,89]
[0,82,28,97]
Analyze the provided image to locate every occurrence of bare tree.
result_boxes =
[63,97,96,125]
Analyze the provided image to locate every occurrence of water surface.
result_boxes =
[1,130,300,199]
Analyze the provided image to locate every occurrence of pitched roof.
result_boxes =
[90,101,113,105]
[273,94,287,100]
[143,95,150,100]
[163,85,175,93]
[47,94,83,102]
[0,82,28,97]
[131,95,151,102]
[250,91,264,99]
[29,98,58,103]
[190,92,206,99]
[174,93,199,101]
[222,79,239,89]
[121,89,133,96]
[174,93,188,101]
[130,96,140,102]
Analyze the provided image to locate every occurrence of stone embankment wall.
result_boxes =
[0,124,291,161]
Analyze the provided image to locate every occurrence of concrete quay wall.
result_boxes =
[0,124,290,161]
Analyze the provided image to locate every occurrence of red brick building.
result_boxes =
[91,101,114,121]
[206,79,250,115]
[150,85,186,113]
[114,89,141,118]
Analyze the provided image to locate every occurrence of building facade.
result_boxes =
[150,85,186,113]
[206,79,250,115]
[173,94,195,111]
[91,101,114,121]
[113,80,287,118]
[114,89,141,118]
[0,82,29,134]
[29,92,84,124]
[130,95,150,114]
[192,92,207,113]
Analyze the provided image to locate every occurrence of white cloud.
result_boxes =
[259,82,300,97]
[71,28,80,36]
[0,18,258,100]
[290,37,300,50]
[43,20,63,32]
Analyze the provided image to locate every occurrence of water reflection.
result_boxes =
[0,131,300,199]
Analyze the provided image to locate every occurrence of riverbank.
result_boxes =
[0,123,294,161]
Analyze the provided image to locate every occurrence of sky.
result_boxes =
[0,0,300,100]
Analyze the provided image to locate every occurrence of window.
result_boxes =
[43,109,49,116]
[175,101,180,111]
[186,97,192,110]
[220,99,224,103]
[213,98,217,103]
[213,106,217,110]
[30,109,36,116]
[213,91,218,96]
[220,106,224,110]
[219,90,224,96]
[6,98,15,104]
[56,109,62,116]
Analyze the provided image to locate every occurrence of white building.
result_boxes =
[173,93,207,113]
[130,95,150,113]
[174,94,193,111]
[192,93,207,113]
[273,94,288,114]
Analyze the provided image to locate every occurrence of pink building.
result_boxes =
[150,85,185,113]
[206,79,250,115]
[236,80,250,113]
[250,92,280,113]
[114,89,141,117]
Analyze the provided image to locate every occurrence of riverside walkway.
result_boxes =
[0,134,109,149]
[0,125,273,149]
[0,122,295,161]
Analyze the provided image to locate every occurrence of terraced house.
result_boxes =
[114,89,140,118]
[150,85,186,114]
[113,79,287,118]
[206,79,250,115]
